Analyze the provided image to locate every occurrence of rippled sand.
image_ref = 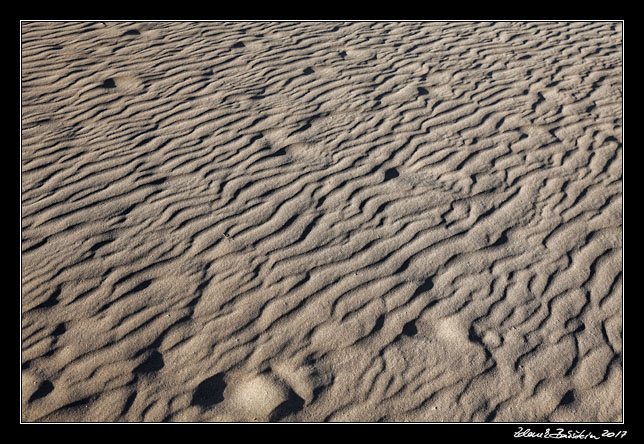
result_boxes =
[21,21,622,422]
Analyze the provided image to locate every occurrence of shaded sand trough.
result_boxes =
[21,21,622,422]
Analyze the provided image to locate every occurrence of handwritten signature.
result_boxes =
[514,427,628,440]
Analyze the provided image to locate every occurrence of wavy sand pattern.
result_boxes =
[21,21,622,422]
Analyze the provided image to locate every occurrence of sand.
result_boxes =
[21,21,622,423]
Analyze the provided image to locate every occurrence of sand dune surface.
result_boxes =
[21,21,622,422]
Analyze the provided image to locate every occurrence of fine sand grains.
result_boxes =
[21,21,622,422]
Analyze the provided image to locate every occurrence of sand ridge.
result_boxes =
[21,21,622,422]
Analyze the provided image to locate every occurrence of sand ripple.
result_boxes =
[21,21,622,422]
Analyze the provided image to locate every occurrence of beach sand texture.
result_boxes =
[21,21,622,422]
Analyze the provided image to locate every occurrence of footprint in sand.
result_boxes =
[226,372,305,421]
[191,373,227,409]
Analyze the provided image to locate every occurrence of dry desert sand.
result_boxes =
[21,21,623,423]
